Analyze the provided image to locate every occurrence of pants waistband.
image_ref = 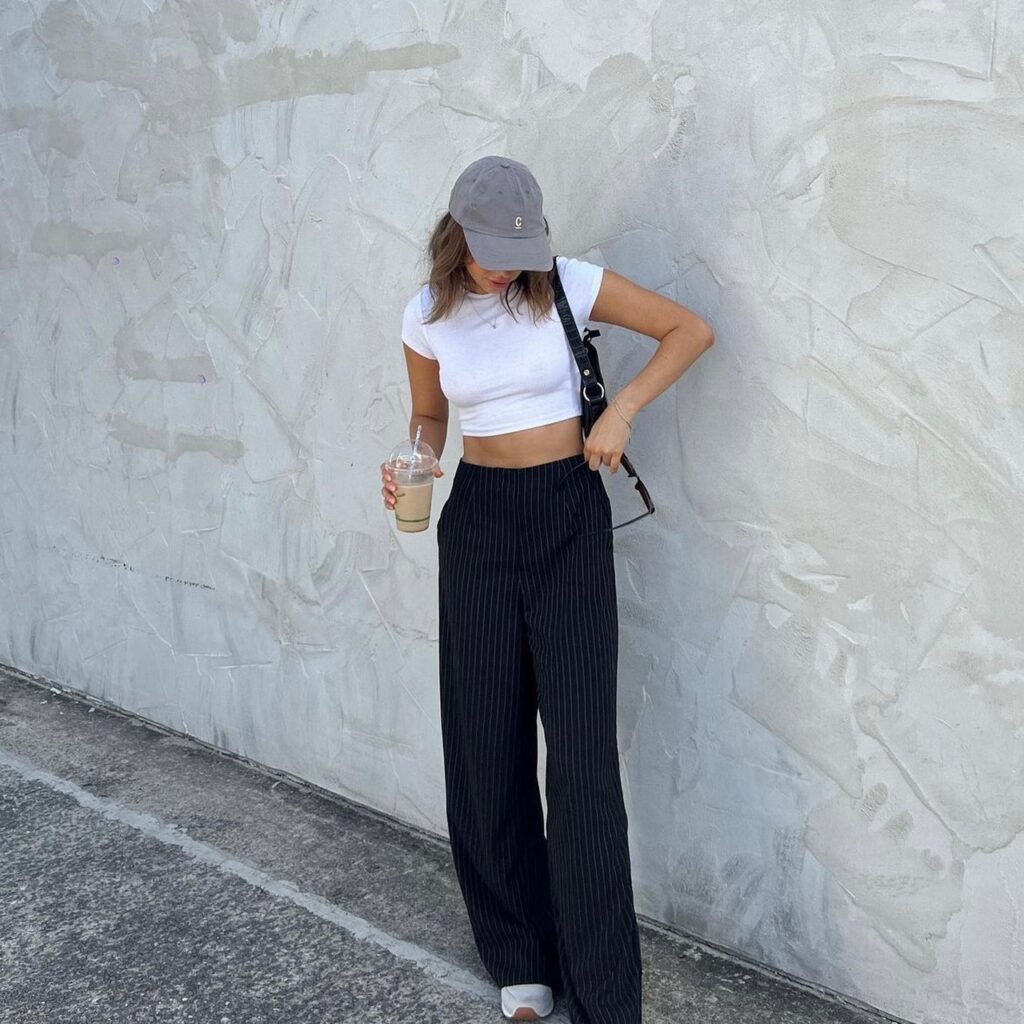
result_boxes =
[455,452,584,481]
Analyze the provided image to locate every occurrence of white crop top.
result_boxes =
[401,255,605,437]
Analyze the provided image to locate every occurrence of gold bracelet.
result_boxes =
[611,395,633,431]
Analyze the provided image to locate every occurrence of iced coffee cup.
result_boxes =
[386,436,438,533]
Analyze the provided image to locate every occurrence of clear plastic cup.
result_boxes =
[386,438,438,533]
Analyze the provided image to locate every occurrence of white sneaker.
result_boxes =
[500,983,554,1020]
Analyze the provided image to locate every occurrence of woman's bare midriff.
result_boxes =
[461,415,585,468]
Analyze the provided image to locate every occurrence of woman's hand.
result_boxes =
[380,461,444,510]
[581,405,632,473]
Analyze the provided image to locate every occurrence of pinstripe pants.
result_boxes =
[436,452,643,1024]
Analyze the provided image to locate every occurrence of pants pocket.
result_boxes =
[437,466,470,537]
[559,464,607,535]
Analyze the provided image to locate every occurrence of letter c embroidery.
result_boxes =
[514,216,523,230]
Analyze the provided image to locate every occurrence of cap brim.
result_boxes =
[462,227,553,272]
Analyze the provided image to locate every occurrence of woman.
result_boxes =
[380,156,713,1023]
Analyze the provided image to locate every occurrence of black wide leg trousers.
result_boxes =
[436,453,643,1024]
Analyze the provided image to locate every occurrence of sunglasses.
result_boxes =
[558,453,656,533]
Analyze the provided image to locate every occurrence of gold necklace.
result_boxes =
[465,293,504,330]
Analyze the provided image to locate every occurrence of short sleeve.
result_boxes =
[401,290,436,360]
[555,256,605,326]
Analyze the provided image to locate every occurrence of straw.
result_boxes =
[412,424,422,457]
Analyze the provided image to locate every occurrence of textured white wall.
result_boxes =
[2,2,1023,1022]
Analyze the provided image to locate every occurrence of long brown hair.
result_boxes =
[421,212,556,326]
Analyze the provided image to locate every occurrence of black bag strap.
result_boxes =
[551,256,647,497]
[551,255,605,405]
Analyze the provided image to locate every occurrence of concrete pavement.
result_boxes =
[0,668,902,1024]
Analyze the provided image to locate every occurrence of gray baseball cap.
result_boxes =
[448,156,553,271]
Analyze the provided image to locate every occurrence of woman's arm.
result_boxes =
[590,268,714,422]
[402,343,450,463]
[381,346,448,514]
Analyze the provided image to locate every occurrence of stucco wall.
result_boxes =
[2,3,1023,1023]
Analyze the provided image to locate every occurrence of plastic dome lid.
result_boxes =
[387,437,437,470]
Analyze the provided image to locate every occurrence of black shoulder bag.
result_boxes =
[551,256,655,525]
